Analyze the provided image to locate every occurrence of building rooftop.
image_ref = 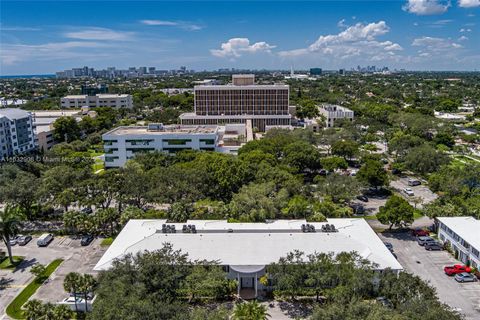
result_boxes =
[194,84,288,90]
[437,217,480,250]
[94,219,403,271]
[104,125,219,136]
[0,108,31,120]
[63,94,130,99]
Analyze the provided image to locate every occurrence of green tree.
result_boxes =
[402,144,449,175]
[79,273,96,312]
[232,301,270,320]
[63,272,82,313]
[30,263,46,279]
[0,206,23,264]
[182,265,233,302]
[315,174,361,204]
[357,159,389,189]
[53,116,81,142]
[23,299,45,320]
[331,140,359,160]
[377,195,414,229]
[320,156,348,172]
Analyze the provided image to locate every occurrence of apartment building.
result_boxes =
[180,74,291,131]
[102,123,246,167]
[437,217,480,268]
[61,94,133,109]
[95,218,402,298]
[0,108,36,159]
[319,104,354,128]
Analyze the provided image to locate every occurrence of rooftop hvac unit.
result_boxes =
[161,224,176,233]
[182,224,197,233]
[148,123,164,131]
[301,224,316,233]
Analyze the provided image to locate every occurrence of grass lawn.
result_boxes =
[6,259,63,319]
[100,237,114,246]
[0,256,25,269]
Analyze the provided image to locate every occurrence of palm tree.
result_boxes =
[63,272,81,313]
[23,299,45,320]
[0,206,23,264]
[52,304,74,320]
[233,301,270,320]
[79,273,97,312]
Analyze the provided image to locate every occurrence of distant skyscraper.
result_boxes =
[310,68,322,76]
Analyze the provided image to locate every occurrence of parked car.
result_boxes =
[408,179,421,186]
[444,264,472,276]
[17,235,32,246]
[81,207,93,214]
[80,235,94,246]
[383,242,393,252]
[376,297,393,308]
[356,195,369,202]
[455,272,477,283]
[425,242,443,251]
[403,188,414,196]
[349,203,365,215]
[411,228,429,237]
[9,236,19,246]
[392,168,401,175]
[37,233,54,247]
[417,236,435,246]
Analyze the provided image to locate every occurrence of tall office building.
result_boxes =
[180,74,291,131]
[0,108,36,159]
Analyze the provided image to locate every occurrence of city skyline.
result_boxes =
[1,1,480,75]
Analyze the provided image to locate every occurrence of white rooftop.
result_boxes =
[0,108,31,120]
[94,219,402,271]
[437,217,480,250]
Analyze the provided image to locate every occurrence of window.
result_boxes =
[164,139,191,145]
[105,156,119,162]
[200,139,215,145]
[473,248,479,258]
[104,140,118,146]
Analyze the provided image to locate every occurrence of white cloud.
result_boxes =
[140,20,203,31]
[337,19,347,28]
[210,38,276,58]
[458,35,469,41]
[412,36,462,58]
[278,21,402,62]
[403,0,450,15]
[458,0,480,7]
[0,25,41,31]
[460,28,472,32]
[64,28,134,41]
[1,41,111,65]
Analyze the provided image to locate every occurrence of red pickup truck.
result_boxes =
[411,228,429,237]
[444,264,472,276]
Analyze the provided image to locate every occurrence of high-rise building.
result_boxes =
[0,108,36,159]
[180,74,291,131]
[310,68,322,76]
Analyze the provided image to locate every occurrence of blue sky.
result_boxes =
[1,1,479,74]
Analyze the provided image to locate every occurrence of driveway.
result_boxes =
[390,176,437,208]
[0,236,106,318]
[379,232,480,320]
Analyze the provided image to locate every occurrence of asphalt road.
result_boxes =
[390,176,438,208]
[379,232,480,320]
[0,236,106,319]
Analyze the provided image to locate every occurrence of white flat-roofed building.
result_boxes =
[319,104,354,128]
[94,218,402,298]
[0,108,36,159]
[102,123,246,167]
[61,94,133,109]
[437,217,480,269]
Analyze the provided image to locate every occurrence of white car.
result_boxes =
[403,188,414,196]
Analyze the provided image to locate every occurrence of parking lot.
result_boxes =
[0,235,106,317]
[390,176,438,208]
[379,232,480,320]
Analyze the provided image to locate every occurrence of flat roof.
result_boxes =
[94,219,402,271]
[104,125,219,136]
[437,217,480,250]
[0,108,31,120]
[180,113,292,120]
[194,85,288,90]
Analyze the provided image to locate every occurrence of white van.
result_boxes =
[37,233,54,247]
[408,179,421,186]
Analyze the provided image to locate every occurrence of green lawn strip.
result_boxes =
[0,256,25,269]
[6,259,64,319]
[100,237,114,246]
